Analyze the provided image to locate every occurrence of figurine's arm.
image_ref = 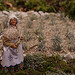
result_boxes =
[15,37,21,46]
[2,36,14,47]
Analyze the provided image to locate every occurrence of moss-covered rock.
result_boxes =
[23,54,43,69]
[0,54,75,74]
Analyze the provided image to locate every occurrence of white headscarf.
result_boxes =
[9,13,23,36]
[8,13,19,28]
[4,13,22,38]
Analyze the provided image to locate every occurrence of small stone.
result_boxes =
[56,13,60,17]
[2,10,9,15]
[0,51,2,60]
[27,10,35,15]
[73,55,75,59]
[39,11,45,16]
[33,12,40,17]
[21,12,28,18]
[44,12,50,15]
[0,34,3,39]
[9,10,14,14]
[15,11,21,15]
[23,54,26,57]
[64,52,73,60]
[0,13,5,17]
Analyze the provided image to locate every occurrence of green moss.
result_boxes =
[36,67,46,72]
[0,0,6,11]
[47,66,56,72]
[67,59,75,73]
[0,70,3,75]
[15,71,29,75]
[0,54,75,74]
[67,59,75,65]
[42,55,74,73]
[58,61,72,73]
[66,1,75,20]
[41,61,50,69]
[59,1,67,6]
[24,54,43,69]
[24,68,43,75]
[25,0,56,12]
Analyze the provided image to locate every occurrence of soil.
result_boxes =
[0,11,75,59]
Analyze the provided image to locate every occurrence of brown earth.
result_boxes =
[0,11,75,58]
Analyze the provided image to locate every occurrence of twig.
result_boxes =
[29,44,38,50]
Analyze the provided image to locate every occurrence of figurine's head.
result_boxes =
[9,17,18,26]
[9,14,18,27]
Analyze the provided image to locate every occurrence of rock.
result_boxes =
[11,11,28,18]
[9,11,20,16]
[73,54,75,59]
[23,54,26,57]
[20,12,28,18]
[38,11,45,16]
[9,10,15,15]
[27,11,35,15]
[0,12,5,17]
[15,11,21,15]
[0,56,2,61]
[73,56,75,59]
[50,13,56,16]
[64,52,73,60]
[56,13,60,17]
[2,10,9,15]
[0,14,5,18]
[0,51,2,60]
[32,12,40,17]
[60,50,67,54]
[0,34,3,39]
[44,12,50,15]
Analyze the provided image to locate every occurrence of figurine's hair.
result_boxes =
[9,18,18,26]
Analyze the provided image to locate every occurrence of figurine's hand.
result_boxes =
[20,36,23,40]
[11,44,18,49]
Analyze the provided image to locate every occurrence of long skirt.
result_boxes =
[1,42,24,73]
[1,62,24,73]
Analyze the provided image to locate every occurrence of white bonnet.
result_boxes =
[9,14,17,20]
[8,13,19,27]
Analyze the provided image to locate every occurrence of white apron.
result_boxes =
[1,38,24,67]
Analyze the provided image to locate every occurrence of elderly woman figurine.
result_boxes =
[1,14,24,73]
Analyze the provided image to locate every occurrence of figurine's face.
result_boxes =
[10,18,17,26]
